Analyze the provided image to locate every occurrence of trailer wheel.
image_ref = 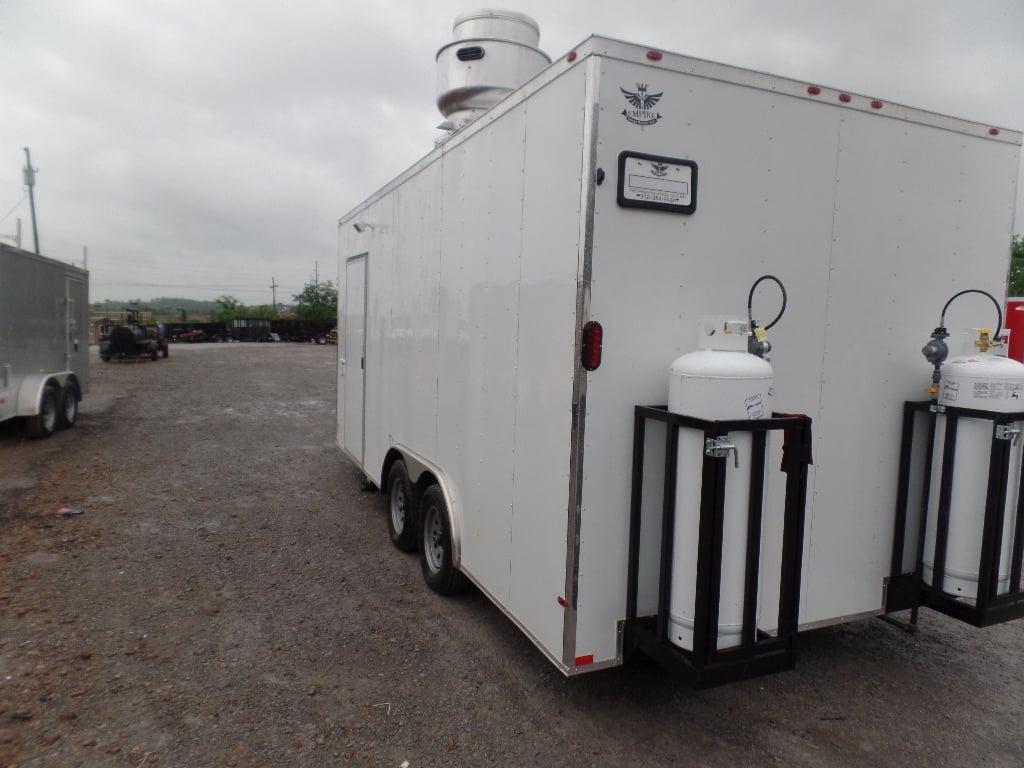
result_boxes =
[386,460,418,552]
[58,381,80,429]
[25,385,59,439]
[419,485,468,595]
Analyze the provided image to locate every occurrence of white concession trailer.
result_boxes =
[1,242,89,437]
[337,13,1023,685]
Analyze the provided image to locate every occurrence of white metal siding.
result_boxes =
[338,66,589,667]
[800,112,1019,621]
[389,169,445,462]
[508,65,588,662]
[436,110,526,599]
[575,55,1020,666]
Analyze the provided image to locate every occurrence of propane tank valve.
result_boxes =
[747,325,772,359]
[975,329,991,352]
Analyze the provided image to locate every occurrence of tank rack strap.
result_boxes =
[886,400,1024,627]
[624,406,812,688]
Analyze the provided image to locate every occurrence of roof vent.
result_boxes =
[456,46,485,62]
[436,9,550,131]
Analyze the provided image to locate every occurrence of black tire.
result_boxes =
[386,461,418,552]
[101,353,111,363]
[58,381,79,429]
[419,485,468,595]
[25,385,59,439]
[161,345,169,358]
[149,345,158,361]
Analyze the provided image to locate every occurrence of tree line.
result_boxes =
[92,281,338,323]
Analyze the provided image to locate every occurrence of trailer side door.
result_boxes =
[342,254,367,463]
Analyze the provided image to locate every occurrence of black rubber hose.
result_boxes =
[747,275,788,331]
[939,289,1003,342]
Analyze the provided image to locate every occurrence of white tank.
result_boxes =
[667,317,773,651]
[923,341,1024,598]
[436,9,551,130]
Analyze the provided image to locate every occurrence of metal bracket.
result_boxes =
[704,436,739,469]
[995,424,1021,444]
[877,613,919,633]
[929,404,946,413]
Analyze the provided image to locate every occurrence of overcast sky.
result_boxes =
[1,0,1021,306]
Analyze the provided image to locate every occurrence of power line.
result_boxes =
[0,192,26,225]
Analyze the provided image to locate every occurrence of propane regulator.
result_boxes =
[921,288,1004,402]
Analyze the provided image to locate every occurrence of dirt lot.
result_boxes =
[1,343,1023,767]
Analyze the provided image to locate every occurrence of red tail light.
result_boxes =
[581,321,603,371]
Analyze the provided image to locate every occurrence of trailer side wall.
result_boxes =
[338,65,590,666]
[0,245,89,425]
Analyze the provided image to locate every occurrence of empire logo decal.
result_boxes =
[620,83,663,126]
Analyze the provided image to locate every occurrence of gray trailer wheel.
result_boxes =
[58,381,79,429]
[25,385,59,439]
[419,485,468,595]
[386,460,418,552]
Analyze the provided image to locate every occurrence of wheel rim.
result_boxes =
[423,504,445,574]
[63,391,76,423]
[389,483,407,533]
[42,394,57,432]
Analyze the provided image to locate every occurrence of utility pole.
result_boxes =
[314,261,319,285]
[23,147,39,254]
[270,277,278,312]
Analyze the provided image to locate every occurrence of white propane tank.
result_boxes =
[667,316,773,651]
[923,330,1024,598]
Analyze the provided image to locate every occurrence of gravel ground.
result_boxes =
[1,343,1023,767]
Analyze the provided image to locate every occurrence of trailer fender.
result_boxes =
[389,444,464,569]
[15,373,70,417]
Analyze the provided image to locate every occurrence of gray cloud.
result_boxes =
[1,0,1021,304]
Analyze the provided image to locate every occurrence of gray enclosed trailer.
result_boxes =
[0,242,89,437]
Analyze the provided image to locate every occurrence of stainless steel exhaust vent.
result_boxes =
[456,46,485,62]
[436,9,550,131]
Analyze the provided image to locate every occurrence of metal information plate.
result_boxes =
[617,151,697,214]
